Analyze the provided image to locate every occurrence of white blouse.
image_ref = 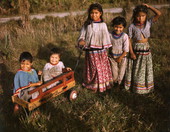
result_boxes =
[78,22,112,49]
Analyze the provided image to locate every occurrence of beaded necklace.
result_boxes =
[135,23,145,29]
[93,19,102,23]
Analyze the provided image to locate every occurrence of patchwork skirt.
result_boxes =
[83,49,113,92]
[124,42,154,94]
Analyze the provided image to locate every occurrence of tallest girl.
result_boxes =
[125,4,161,94]
[78,3,113,93]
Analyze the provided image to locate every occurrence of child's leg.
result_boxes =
[29,87,39,99]
[118,57,127,85]
[109,57,118,83]
[20,88,32,101]
[13,104,19,114]
[47,82,58,89]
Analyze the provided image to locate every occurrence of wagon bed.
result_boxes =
[12,71,76,111]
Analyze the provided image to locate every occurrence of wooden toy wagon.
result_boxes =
[12,71,77,111]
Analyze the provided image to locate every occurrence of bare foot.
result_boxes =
[115,85,120,92]
[92,89,97,93]
[13,104,19,114]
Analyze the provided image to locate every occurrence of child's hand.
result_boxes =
[79,40,86,49]
[37,81,43,86]
[38,70,42,75]
[66,67,72,71]
[115,57,122,63]
[130,53,136,60]
[142,3,150,8]
[62,67,72,73]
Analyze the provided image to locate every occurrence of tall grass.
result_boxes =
[0,0,168,16]
[0,6,169,132]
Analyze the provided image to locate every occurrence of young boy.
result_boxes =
[13,52,42,112]
[109,16,129,91]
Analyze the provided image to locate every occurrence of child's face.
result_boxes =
[90,9,102,21]
[136,12,147,24]
[50,54,60,65]
[113,24,124,35]
[20,60,32,71]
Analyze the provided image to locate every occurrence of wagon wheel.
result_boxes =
[69,90,77,101]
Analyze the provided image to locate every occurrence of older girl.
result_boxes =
[125,4,161,94]
[78,3,113,93]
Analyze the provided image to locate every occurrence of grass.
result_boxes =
[0,0,168,16]
[0,5,170,132]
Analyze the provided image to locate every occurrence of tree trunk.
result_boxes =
[18,0,30,29]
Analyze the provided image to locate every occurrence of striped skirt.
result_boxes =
[124,42,154,94]
[83,49,113,92]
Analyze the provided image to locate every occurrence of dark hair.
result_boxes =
[132,5,148,23]
[50,48,61,57]
[84,3,104,28]
[111,16,127,28]
[19,52,33,63]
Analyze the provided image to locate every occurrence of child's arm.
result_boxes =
[29,81,42,87]
[29,69,43,87]
[143,3,161,22]
[129,39,136,60]
[78,26,87,49]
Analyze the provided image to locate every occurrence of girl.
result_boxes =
[43,48,71,90]
[109,16,129,91]
[13,52,42,112]
[78,3,113,93]
[125,4,161,94]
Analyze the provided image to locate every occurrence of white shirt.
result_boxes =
[43,61,65,82]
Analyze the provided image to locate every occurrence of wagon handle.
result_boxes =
[74,46,84,72]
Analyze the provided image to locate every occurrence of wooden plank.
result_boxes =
[11,71,76,111]
[27,81,75,111]
[12,95,29,108]
[29,71,74,94]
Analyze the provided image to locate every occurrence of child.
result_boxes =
[125,4,161,94]
[13,52,42,112]
[78,3,113,93]
[109,16,129,91]
[43,48,71,90]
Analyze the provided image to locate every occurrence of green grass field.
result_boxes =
[0,4,170,132]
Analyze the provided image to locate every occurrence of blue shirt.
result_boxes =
[13,69,39,93]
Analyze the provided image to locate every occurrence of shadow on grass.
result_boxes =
[154,70,170,104]
[0,63,22,131]
[106,86,170,132]
[38,101,93,132]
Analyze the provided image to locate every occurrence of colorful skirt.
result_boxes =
[124,42,154,94]
[83,49,113,92]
